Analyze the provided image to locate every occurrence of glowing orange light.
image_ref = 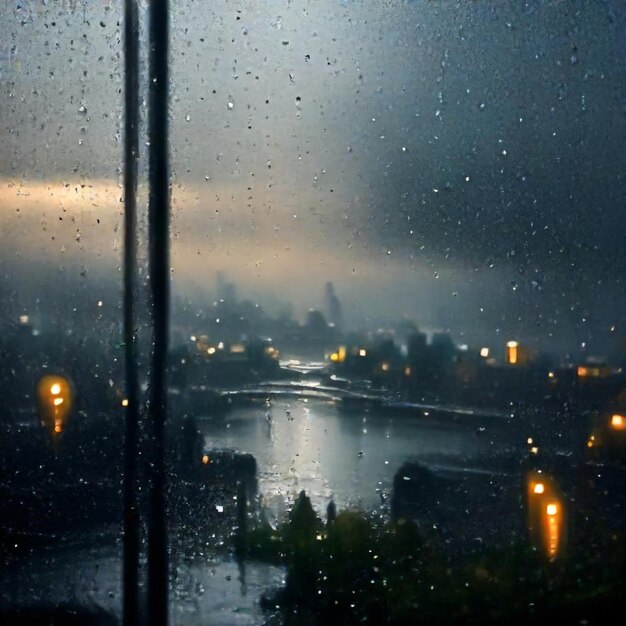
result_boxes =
[546,509,560,558]
[37,375,73,437]
[506,341,518,365]
[577,365,606,378]
[526,472,564,560]
[610,414,625,430]
[404,367,412,376]
[201,454,210,465]
[381,362,390,372]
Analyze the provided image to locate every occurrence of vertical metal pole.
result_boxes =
[123,1,140,625]
[147,1,170,625]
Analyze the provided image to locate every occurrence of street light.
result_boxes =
[36,374,73,437]
[525,471,565,560]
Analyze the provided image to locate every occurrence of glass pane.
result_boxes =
[1,2,126,623]
[168,1,626,624]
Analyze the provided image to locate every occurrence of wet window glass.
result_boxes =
[1,0,127,622]
[2,1,626,625]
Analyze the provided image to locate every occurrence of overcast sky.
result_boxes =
[1,0,625,356]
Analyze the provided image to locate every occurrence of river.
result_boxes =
[199,396,524,521]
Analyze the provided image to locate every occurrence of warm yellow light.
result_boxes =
[122,398,129,407]
[530,446,539,455]
[547,511,559,558]
[404,367,411,376]
[381,362,390,372]
[527,437,533,445]
[508,346,518,364]
[264,346,279,358]
[37,375,73,437]
[338,346,347,362]
[201,454,210,465]
[610,414,625,430]
[526,472,564,560]
[587,439,594,448]
[577,366,588,377]
[480,347,489,358]
[359,348,367,357]
[207,347,216,355]
[506,341,518,348]
[330,352,339,363]
[548,371,555,379]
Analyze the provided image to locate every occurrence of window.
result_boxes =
[2,2,626,625]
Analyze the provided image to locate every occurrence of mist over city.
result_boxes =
[2,0,626,355]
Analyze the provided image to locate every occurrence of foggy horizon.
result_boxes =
[2,0,626,356]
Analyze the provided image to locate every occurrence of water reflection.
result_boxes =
[199,398,521,515]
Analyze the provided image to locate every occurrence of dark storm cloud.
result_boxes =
[364,0,626,278]
[2,0,625,354]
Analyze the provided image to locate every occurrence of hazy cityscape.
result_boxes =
[2,269,626,624]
